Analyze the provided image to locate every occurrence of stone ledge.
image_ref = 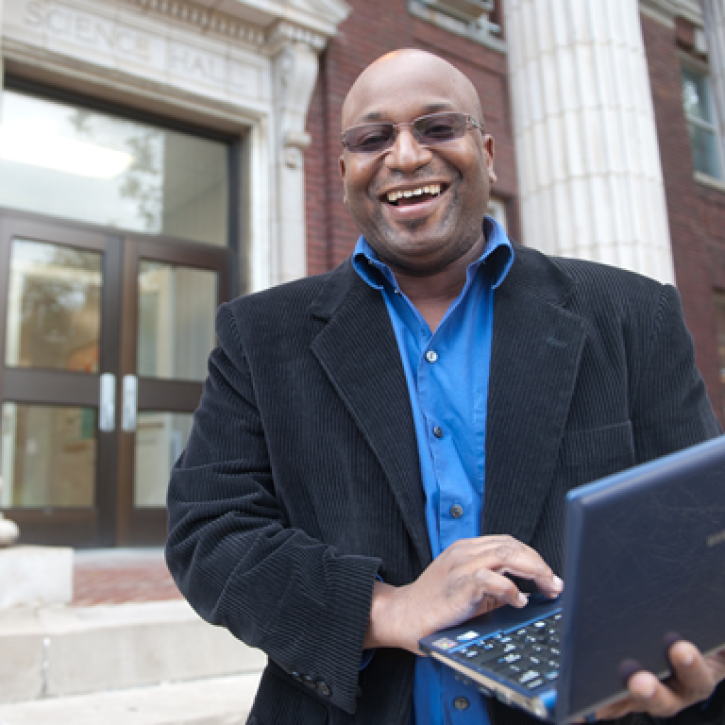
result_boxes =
[0,546,73,610]
[0,601,265,704]
[0,672,262,725]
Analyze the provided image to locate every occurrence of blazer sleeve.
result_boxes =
[628,284,724,725]
[630,284,721,460]
[165,303,382,716]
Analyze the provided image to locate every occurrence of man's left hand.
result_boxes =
[594,641,725,720]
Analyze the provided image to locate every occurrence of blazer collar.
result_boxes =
[483,245,585,544]
[309,260,433,570]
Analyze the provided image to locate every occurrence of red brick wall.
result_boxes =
[304,0,520,276]
[641,13,725,424]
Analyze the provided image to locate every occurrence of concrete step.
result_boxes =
[0,673,262,725]
[0,601,265,705]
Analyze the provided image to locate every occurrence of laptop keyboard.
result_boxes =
[451,611,562,691]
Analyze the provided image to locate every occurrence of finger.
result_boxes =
[668,641,716,703]
[471,593,508,618]
[625,663,713,719]
[625,670,685,717]
[472,537,565,597]
[472,567,530,609]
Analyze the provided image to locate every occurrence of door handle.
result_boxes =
[99,373,116,432]
[122,375,138,433]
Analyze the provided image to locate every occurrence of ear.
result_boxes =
[339,154,348,204]
[484,134,496,185]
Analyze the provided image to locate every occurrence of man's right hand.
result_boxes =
[364,535,563,655]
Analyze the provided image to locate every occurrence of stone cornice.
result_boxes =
[267,20,326,53]
[122,0,350,51]
[126,0,267,45]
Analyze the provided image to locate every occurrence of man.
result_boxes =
[166,50,725,724]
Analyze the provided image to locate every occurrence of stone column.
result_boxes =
[504,0,675,283]
[270,32,321,285]
[702,0,725,173]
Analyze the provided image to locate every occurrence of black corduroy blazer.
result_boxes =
[166,243,723,725]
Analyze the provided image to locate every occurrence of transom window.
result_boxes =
[0,89,230,246]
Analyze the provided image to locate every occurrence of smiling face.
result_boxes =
[339,50,496,277]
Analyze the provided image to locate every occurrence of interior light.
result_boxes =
[0,127,133,179]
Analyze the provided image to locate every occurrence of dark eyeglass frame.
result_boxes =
[340,112,484,154]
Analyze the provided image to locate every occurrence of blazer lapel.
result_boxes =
[483,248,586,544]
[309,262,433,569]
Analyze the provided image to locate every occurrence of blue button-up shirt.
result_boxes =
[352,217,514,725]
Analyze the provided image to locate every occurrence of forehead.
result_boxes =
[342,54,477,127]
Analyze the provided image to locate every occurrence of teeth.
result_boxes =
[386,184,441,202]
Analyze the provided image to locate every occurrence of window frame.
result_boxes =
[680,55,724,182]
[2,76,242,277]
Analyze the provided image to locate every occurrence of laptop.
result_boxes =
[419,436,725,723]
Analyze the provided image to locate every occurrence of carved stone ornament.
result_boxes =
[0,477,20,547]
[274,40,318,169]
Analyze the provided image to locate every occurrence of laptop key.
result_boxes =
[524,678,545,690]
[517,670,541,685]
[498,653,523,665]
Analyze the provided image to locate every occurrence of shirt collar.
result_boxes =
[352,215,514,292]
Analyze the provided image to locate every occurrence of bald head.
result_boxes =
[342,49,485,131]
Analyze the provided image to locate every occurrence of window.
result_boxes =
[0,88,231,246]
[407,0,503,50]
[681,65,723,180]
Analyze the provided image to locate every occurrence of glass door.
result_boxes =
[116,236,230,545]
[0,212,121,546]
[0,211,233,546]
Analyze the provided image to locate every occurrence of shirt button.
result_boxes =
[454,696,470,710]
[316,681,332,697]
[433,426,444,439]
[425,350,438,363]
[450,504,464,518]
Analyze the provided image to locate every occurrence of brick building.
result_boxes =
[0,0,723,547]
[307,0,725,419]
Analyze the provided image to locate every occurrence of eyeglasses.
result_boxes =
[340,112,484,154]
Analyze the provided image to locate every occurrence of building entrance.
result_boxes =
[0,84,236,546]
[0,210,231,547]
